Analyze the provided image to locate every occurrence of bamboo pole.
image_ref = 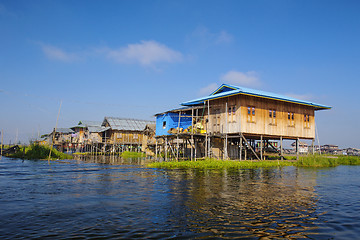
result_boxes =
[191,108,194,161]
[296,138,299,160]
[239,137,242,161]
[176,111,181,161]
[224,101,228,159]
[0,129,3,159]
[280,136,283,160]
[260,135,263,160]
[207,100,211,158]
[48,100,62,163]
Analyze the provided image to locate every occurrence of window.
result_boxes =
[304,114,310,128]
[213,109,221,133]
[228,105,236,122]
[133,134,138,139]
[288,112,295,127]
[269,109,277,125]
[247,106,256,123]
[162,121,166,129]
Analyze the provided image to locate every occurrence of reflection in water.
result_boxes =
[0,157,359,239]
[73,154,151,165]
[165,168,319,239]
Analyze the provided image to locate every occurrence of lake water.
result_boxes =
[0,156,359,239]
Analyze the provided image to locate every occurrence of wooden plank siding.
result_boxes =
[105,131,144,145]
[204,94,315,139]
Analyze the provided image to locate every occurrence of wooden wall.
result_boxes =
[106,131,145,144]
[205,94,316,139]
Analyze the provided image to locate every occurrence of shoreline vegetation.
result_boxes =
[6,144,72,160]
[3,145,360,168]
[148,155,360,169]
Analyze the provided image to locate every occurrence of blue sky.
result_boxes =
[0,0,359,148]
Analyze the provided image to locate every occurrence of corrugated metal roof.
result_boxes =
[56,128,74,134]
[80,120,103,127]
[181,84,331,110]
[155,106,204,116]
[88,126,110,133]
[104,117,155,131]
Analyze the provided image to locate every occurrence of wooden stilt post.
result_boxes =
[0,129,3,159]
[194,138,197,160]
[165,137,168,162]
[205,107,208,159]
[311,138,315,155]
[260,135,263,160]
[191,108,194,161]
[241,134,261,161]
[177,111,181,161]
[155,139,158,161]
[280,136,283,160]
[239,136,242,161]
[296,138,299,160]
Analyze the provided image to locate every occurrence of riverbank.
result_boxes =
[148,155,360,169]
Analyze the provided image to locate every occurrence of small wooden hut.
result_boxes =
[101,117,156,152]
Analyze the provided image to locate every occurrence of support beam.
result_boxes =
[296,138,299,160]
[260,135,263,160]
[241,134,261,161]
[239,136,243,161]
[311,138,315,155]
[191,108,194,161]
[280,136,283,160]
[155,139,158,161]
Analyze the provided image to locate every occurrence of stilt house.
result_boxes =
[155,84,331,160]
[101,117,156,151]
[71,120,109,144]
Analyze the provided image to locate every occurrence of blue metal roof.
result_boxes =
[181,84,331,110]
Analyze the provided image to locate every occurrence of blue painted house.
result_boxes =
[155,108,193,136]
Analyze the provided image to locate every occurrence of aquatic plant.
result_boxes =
[8,144,72,160]
[121,151,146,158]
[148,158,293,169]
[295,155,339,167]
[149,155,360,169]
[336,155,360,165]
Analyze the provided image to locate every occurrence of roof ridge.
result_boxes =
[105,116,155,122]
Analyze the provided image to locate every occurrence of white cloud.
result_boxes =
[41,44,79,62]
[105,40,182,66]
[220,71,261,87]
[215,31,234,44]
[0,3,16,17]
[199,83,219,96]
[188,26,234,46]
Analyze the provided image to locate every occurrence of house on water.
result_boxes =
[101,117,156,153]
[155,84,331,160]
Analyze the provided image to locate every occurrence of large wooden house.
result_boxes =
[156,84,331,160]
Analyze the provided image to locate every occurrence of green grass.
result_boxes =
[148,158,293,169]
[295,155,339,167]
[8,144,72,160]
[121,151,146,158]
[148,155,360,169]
